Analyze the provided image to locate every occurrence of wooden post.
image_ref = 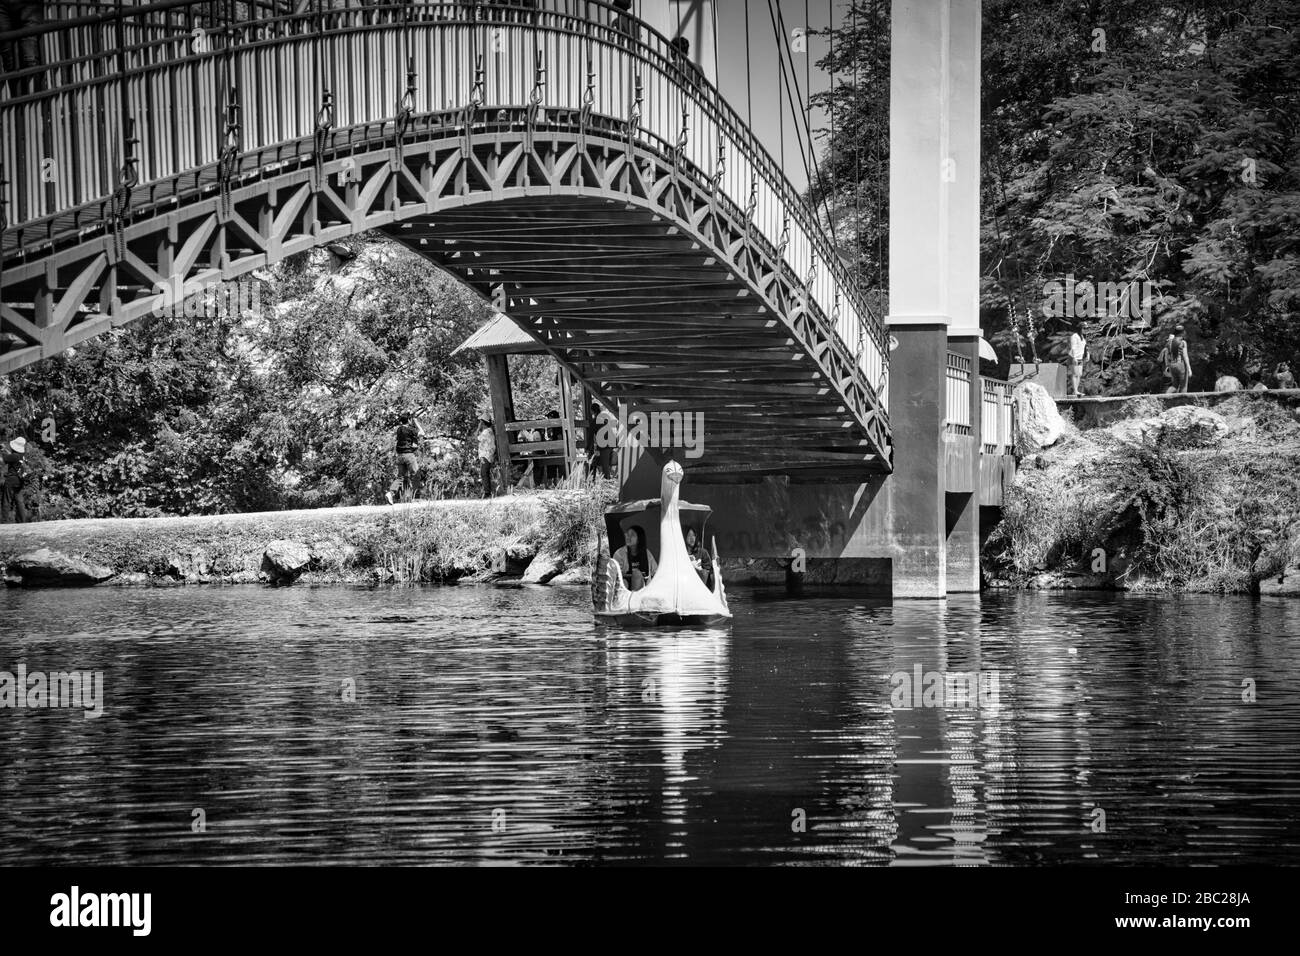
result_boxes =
[559,367,576,478]
[485,352,514,494]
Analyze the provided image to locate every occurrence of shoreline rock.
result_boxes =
[261,539,312,585]
[1014,381,1065,450]
[522,547,565,584]
[5,548,116,587]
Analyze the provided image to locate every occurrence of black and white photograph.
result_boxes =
[0,0,1295,938]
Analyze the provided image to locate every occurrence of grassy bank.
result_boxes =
[0,482,615,586]
[985,394,1300,593]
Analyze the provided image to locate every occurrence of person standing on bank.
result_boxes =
[1068,327,1087,397]
[476,415,496,498]
[0,436,33,523]
[1159,324,1193,393]
[386,412,424,505]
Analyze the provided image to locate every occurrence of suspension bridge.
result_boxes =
[0,0,1012,597]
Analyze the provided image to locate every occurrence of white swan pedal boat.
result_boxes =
[591,461,732,627]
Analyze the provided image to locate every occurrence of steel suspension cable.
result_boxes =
[764,0,813,199]
[777,0,785,175]
[770,0,817,177]
[805,0,813,190]
[770,0,839,245]
[710,0,720,95]
[828,0,836,241]
[744,0,753,126]
[851,0,860,235]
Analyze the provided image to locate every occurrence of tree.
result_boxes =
[818,0,1300,394]
[0,233,501,517]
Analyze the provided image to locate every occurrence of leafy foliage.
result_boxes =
[986,402,1300,592]
[0,235,511,518]
[820,0,1300,393]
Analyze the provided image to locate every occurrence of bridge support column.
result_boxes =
[889,324,948,598]
[887,0,982,598]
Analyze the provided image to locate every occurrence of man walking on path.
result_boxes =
[386,412,424,505]
[1,436,33,523]
[1159,325,1193,393]
[476,415,496,498]
[1068,328,1087,397]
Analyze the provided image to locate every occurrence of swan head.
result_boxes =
[663,460,684,486]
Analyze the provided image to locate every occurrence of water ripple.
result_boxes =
[1,586,1298,864]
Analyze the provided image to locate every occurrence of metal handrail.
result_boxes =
[945,350,973,433]
[980,378,1013,452]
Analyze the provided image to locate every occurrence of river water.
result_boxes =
[0,585,1297,866]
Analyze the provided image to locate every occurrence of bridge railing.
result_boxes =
[0,0,887,410]
[944,350,972,436]
[981,378,1013,454]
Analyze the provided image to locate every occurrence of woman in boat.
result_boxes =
[683,526,714,590]
[612,524,657,591]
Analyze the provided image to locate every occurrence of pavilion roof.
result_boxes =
[452,313,546,356]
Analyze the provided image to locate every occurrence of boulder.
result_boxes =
[507,541,539,563]
[1260,567,1300,597]
[165,549,210,579]
[6,548,115,587]
[1013,381,1065,450]
[1106,405,1232,448]
[106,572,151,587]
[550,566,592,586]
[503,541,539,574]
[1215,375,1242,393]
[261,539,312,585]
[1108,416,1163,445]
[1157,405,1230,447]
[522,548,565,584]
[309,541,357,571]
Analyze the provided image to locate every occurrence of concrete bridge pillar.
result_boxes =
[887,0,982,598]
[889,325,949,598]
[943,0,984,594]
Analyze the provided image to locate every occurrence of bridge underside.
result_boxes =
[390,195,884,481]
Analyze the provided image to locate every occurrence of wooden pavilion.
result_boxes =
[454,313,596,492]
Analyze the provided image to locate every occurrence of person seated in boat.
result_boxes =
[683,526,714,590]
[612,525,657,591]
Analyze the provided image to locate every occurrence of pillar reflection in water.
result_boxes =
[883,598,998,864]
